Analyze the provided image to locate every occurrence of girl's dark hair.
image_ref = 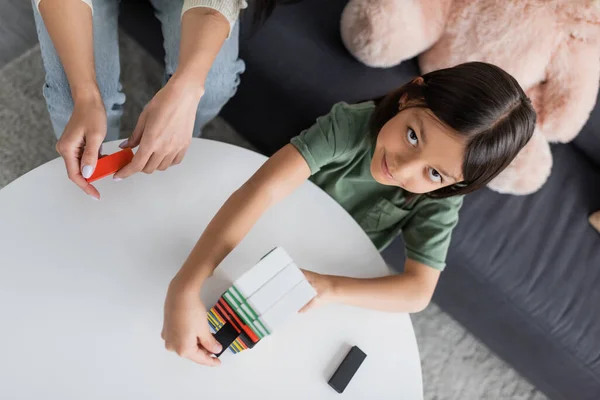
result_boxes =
[370,61,536,199]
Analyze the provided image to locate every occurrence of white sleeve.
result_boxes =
[182,0,246,38]
[35,0,94,15]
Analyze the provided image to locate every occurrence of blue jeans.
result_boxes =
[32,0,245,141]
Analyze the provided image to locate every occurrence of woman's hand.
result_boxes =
[300,270,336,313]
[55,93,106,200]
[114,80,204,180]
[161,278,222,366]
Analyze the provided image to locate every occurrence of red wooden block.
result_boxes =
[86,148,134,183]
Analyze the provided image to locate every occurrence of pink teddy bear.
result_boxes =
[341,0,600,195]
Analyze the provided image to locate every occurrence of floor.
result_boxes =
[0,3,547,399]
[0,0,38,69]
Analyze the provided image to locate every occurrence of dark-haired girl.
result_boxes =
[161,61,536,366]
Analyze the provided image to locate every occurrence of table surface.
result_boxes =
[0,139,423,400]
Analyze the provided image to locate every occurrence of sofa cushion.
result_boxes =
[221,0,419,155]
[384,143,600,399]
[573,89,600,167]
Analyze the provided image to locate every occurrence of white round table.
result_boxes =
[0,139,423,400]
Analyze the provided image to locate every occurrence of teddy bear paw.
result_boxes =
[340,0,438,68]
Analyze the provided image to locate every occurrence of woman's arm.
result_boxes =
[176,0,242,86]
[304,258,440,313]
[172,144,312,291]
[38,0,97,101]
[113,6,235,180]
[169,7,230,94]
[38,0,106,199]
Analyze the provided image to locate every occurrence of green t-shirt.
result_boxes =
[290,101,463,271]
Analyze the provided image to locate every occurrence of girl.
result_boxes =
[161,62,536,366]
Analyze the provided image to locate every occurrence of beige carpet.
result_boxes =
[0,32,546,400]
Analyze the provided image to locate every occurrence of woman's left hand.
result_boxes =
[300,269,336,313]
[113,79,204,180]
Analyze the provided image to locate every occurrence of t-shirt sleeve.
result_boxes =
[290,102,357,174]
[182,0,244,39]
[401,195,464,271]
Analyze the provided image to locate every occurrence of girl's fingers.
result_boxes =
[198,332,223,355]
[165,338,220,366]
[301,269,317,284]
[190,336,222,366]
[299,298,318,313]
[188,348,221,367]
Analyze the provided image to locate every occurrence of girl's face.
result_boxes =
[371,106,466,193]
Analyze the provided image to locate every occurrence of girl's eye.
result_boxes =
[407,128,418,146]
[429,168,442,183]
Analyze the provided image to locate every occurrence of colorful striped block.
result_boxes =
[208,301,258,354]
[207,247,316,356]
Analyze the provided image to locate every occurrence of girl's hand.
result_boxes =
[300,270,336,313]
[161,279,222,366]
[55,93,106,200]
[114,80,203,180]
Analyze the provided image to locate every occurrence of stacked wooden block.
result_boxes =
[208,247,317,356]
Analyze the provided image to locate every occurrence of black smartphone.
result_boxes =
[328,345,367,394]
